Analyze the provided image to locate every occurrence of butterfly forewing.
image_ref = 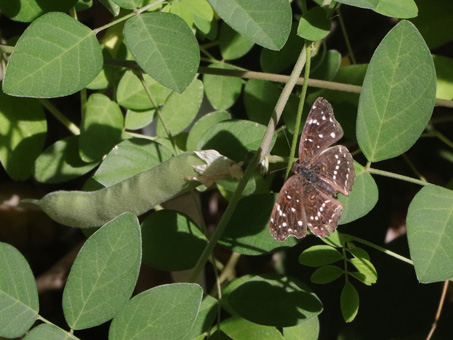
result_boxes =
[308,145,355,196]
[269,175,308,241]
[299,97,344,162]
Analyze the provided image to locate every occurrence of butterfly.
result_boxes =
[269,97,355,241]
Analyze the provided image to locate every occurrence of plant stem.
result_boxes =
[337,7,356,64]
[39,99,80,135]
[285,42,312,180]
[426,280,449,340]
[367,167,430,187]
[344,234,413,265]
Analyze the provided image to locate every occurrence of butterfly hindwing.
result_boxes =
[269,175,308,241]
[308,145,356,196]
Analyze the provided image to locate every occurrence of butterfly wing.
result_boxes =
[308,145,356,196]
[269,175,308,241]
[299,97,344,162]
[303,185,344,237]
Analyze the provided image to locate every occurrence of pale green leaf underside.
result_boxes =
[3,12,102,98]
[335,0,418,18]
[356,20,436,162]
[407,185,453,283]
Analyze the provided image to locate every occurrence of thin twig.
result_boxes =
[426,280,450,340]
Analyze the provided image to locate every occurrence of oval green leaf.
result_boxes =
[356,20,436,162]
[63,213,141,330]
[124,108,155,130]
[0,91,46,181]
[220,317,283,340]
[156,78,204,136]
[208,0,291,50]
[196,120,274,162]
[35,136,99,183]
[186,111,231,150]
[311,265,344,284]
[93,138,172,187]
[3,12,102,98]
[283,317,319,340]
[299,245,343,267]
[109,283,203,340]
[219,193,298,255]
[341,281,359,323]
[141,210,207,270]
[0,0,78,22]
[204,63,242,110]
[219,23,254,60]
[24,323,78,340]
[0,242,39,338]
[117,70,172,111]
[227,274,323,327]
[335,0,417,19]
[338,162,379,224]
[124,12,200,93]
[297,7,331,41]
[407,185,453,283]
[79,93,124,162]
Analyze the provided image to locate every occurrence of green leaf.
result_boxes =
[156,78,204,136]
[186,111,231,150]
[356,21,436,162]
[93,138,172,187]
[310,50,342,81]
[0,242,39,338]
[0,0,77,22]
[407,185,453,283]
[141,210,207,271]
[124,12,200,93]
[99,0,121,16]
[204,63,242,110]
[27,151,208,227]
[3,12,102,98]
[321,230,346,248]
[338,162,379,224]
[63,213,141,329]
[283,317,319,340]
[347,248,377,285]
[196,120,274,162]
[35,136,99,183]
[227,274,323,327]
[125,109,155,130]
[219,193,298,255]
[260,24,304,73]
[117,70,172,111]
[299,245,343,267]
[341,281,359,323]
[219,23,254,60]
[311,265,344,284]
[220,317,284,340]
[79,93,124,162]
[297,7,331,41]
[244,79,299,128]
[184,295,218,340]
[411,0,453,49]
[24,323,78,340]
[109,283,203,340]
[335,0,418,18]
[0,91,46,181]
[433,55,453,100]
[111,0,147,10]
[207,0,291,50]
